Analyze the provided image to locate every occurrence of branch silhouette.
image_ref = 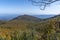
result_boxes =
[29,0,60,10]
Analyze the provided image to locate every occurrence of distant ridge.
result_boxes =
[11,15,43,22]
[0,14,56,20]
[44,14,60,21]
[0,14,60,22]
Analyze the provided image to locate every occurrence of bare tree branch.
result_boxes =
[29,0,60,10]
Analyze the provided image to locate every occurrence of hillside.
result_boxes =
[44,15,60,21]
[0,15,60,40]
[11,15,43,22]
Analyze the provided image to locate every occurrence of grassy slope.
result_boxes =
[0,15,60,40]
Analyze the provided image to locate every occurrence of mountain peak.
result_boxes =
[11,15,42,22]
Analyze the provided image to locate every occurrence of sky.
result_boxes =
[0,0,60,15]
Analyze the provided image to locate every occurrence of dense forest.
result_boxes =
[0,15,60,40]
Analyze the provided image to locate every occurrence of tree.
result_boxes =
[29,0,60,10]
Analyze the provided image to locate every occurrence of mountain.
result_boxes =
[0,14,60,40]
[0,15,42,30]
[1,14,60,27]
[44,14,60,21]
[0,14,55,20]
[33,15,55,19]
[11,15,43,22]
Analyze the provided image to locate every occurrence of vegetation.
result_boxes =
[0,15,60,40]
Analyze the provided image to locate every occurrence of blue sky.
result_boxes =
[0,0,60,15]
